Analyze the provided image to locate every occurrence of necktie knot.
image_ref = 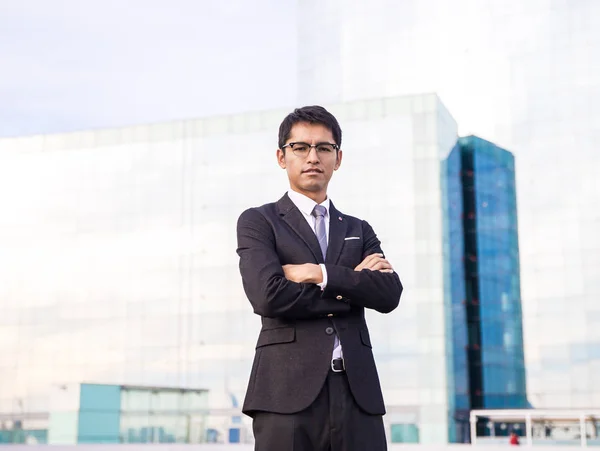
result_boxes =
[312,204,327,219]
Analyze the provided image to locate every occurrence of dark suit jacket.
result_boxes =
[236,193,402,417]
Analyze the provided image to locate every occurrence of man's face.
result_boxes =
[277,122,342,200]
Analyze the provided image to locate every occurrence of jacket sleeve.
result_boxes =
[323,220,402,313]
[236,208,352,319]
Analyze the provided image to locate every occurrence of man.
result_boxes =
[236,106,402,450]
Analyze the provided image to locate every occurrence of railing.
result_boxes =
[470,409,600,447]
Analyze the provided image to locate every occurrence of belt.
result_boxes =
[331,358,345,373]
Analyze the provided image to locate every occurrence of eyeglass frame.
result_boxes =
[281,141,340,157]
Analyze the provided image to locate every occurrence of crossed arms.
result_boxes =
[236,208,402,320]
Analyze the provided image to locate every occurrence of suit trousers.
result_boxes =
[252,370,387,451]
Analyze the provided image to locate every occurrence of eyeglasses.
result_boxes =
[281,142,339,157]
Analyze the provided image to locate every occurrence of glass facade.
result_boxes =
[467,137,527,410]
[298,0,600,410]
[120,385,209,444]
[442,140,469,442]
[77,384,121,444]
[0,427,46,445]
[443,137,528,441]
[45,383,209,444]
[0,94,464,443]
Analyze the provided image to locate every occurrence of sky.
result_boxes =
[0,0,297,137]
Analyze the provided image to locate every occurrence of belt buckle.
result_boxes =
[331,358,345,373]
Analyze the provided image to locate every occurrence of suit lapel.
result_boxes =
[326,202,347,265]
[277,193,324,263]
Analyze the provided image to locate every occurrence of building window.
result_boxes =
[390,424,419,443]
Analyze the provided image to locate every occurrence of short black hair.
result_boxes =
[278,105,342,150]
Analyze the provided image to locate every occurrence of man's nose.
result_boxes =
[306,146,319,162]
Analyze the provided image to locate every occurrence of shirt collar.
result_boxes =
[288,189,330,217]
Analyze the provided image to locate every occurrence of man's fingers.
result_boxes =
[355,253,383,270]
[356,257,392,272]
[354,253,391,271]
[370,260,392,271]
[364,253,383,265]
[365,258,390,270]
[360,253,380,267]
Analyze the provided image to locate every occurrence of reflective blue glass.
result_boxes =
[390,424,419,443]
[78,384,121,443]
[442,142,470,442]
[467,136,527,410]
[443,136,528,442]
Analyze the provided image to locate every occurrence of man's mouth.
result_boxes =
[303,168,323,174]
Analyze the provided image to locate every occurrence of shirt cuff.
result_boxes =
[317,264,328,290]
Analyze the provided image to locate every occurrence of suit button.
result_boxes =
[325,327,334,335]
[336,295,343,300]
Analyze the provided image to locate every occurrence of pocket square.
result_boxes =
[344,236,361,241]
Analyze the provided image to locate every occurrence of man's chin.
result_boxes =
[298,183,325,193]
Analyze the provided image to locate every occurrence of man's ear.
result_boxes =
[334,149,343,170]
[276,148,286,169]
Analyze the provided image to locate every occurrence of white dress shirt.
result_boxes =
[287,189,343,360]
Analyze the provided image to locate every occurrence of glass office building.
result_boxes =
[48,383,209,444]
[443,137,528,442]
[298,0,600,411]
[0,94,487,443]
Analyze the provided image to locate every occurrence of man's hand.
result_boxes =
[282,263,323,284]
[355,253,394,273]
